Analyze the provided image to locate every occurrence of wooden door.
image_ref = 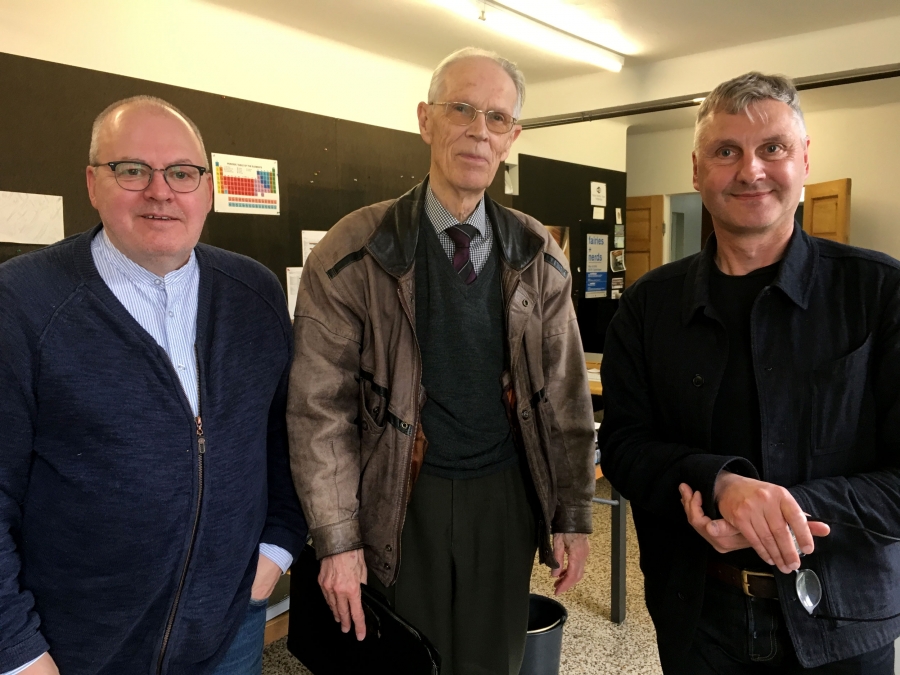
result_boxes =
[802,178,851,244]
[625,195,665,286]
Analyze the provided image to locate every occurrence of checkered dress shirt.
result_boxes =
[425,185,493,275]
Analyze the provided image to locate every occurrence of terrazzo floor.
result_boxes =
[261,478,662,674]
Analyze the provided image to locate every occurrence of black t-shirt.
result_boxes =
[707,258,780,569]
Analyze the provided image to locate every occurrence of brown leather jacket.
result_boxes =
[287,180,595,586]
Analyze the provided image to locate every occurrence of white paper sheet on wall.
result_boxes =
[286,267,303,314]
[301,230,327,265]
[0,191,64,245]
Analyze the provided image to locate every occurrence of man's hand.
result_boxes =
[250,553,284,601]
[687,472,830,573]
[680,483,754,553]
[550,533,589,595]
[318,549,368,641]
[21,653,59,674]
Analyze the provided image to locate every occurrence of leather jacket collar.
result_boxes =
[366,177,543,278]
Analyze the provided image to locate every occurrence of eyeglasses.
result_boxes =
[430,102,518,134]
[93,161,208,193]
[790,518,900,623]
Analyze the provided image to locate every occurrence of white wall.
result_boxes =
[626,129,695,197]
[625,99,900,260]
[0,0,431,134]
[512,119,628,172]
[526,16,900,119]
[0,0,628,174]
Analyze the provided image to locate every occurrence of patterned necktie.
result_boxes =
[446,224,479,285]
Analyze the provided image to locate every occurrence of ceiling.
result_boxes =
[205,0,900,83]
[625,75,900,135]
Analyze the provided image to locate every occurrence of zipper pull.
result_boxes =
[196,416,206,454]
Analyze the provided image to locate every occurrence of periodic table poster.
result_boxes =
[211,153,280,215]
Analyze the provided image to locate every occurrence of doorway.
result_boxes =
[669,192,703,262]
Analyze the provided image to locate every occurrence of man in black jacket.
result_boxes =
[600,72,900,673]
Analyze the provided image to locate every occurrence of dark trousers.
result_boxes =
[666,577,895,674]
[369,463,538,675]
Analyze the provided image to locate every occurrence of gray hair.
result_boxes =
[428,47,526,119]
[89,95,208,167]
[694,72,806,148]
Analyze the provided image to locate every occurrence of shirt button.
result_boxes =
[168,311,174,317]
[383,562,391,570]
[522,410,531,420]
[692,375,704,387]
[522,299,530,307]
[385,544,393,553]
[154,279,162,286]
[178,364,185,370]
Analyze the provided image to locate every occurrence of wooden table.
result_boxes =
[586,361,602,396]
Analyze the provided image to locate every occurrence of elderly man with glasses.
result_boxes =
[600,72,900,674]
[287,47,595,675]
[0,96,307,675]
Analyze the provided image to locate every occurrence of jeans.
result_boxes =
[211,598,269,675]
[672,577,895,674]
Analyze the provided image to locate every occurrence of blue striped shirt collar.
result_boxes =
[95,227,197,289]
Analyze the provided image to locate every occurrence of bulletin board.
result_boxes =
[512,154,627,353]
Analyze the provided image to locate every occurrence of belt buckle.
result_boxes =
[741,570,775,597]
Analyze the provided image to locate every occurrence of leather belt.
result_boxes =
[706,559,778,599]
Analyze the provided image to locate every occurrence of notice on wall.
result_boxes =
[615,208,623,225]
[592,206,605,220]
[610,249,626,272]
[286,267,303,314]
[0,191,64,245]
[611,277,624,290]
[585,233,608,298]
[590,181,607,207]
[301,230,327,265]
[212,153,280,215]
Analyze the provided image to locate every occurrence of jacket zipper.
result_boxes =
[156,350,205,675]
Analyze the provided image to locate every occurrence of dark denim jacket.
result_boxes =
[599,225,900,668]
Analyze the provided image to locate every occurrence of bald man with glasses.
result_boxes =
[0,96,307,675]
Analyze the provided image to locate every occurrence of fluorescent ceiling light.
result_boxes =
[431,0,626,73]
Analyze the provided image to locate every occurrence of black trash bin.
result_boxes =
[519,594,568,675]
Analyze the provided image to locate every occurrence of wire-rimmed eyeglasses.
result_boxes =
[791,517,900,623]
[430,101,518,134]
[93,161,208,193]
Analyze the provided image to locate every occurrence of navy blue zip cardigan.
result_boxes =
[0,226,307,674]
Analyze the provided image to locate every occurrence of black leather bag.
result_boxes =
[286,545,441,675]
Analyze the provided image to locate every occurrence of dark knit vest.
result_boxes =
[415,214,518,479]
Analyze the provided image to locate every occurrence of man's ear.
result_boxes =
[204,172,213,213]
[803,136,810,181]
[692,152,700,192]
[417,102,433,145]
[86,165,100,209]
